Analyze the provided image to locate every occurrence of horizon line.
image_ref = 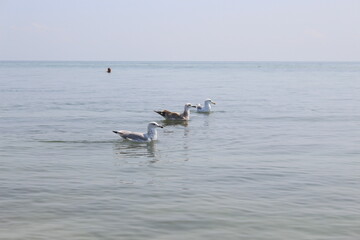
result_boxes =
[1,60,360,63]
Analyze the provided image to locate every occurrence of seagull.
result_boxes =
[154,103,196,120]
[113,122,164,142]
[196,99,216,113]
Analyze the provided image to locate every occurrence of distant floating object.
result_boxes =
[113,122,164,142]
[196,99,216,113]
[107,68,111,73]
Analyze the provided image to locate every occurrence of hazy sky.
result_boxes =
[1,0,359,61]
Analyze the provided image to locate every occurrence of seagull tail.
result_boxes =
[113,130,127,139]
[154,110,166,117]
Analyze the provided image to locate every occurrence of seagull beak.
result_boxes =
[191,105,197,108]
[113,131,118,134]
[159,125,164,128]
[212,101,216,105]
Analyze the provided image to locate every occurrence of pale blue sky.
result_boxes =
[1,0,359,61]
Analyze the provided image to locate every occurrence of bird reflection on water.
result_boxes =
[113,141,159,163]
[160,119,189,127]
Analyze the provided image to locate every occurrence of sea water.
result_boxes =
[0,61,359,239]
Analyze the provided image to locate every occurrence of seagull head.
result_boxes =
[205,99,216,105]
[148,122,164,129]
[185,103,197,110]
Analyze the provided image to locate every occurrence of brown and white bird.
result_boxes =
[113,122,164,142]
[154,103,196,120]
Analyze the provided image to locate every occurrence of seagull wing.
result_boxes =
[155,110,183,120]
[115,130,149,142]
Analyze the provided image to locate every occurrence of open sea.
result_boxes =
[0,61,359,239]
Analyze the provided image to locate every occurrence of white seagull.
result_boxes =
[155,103,196,120]
[196,99,216,113]
[113,122,164,142]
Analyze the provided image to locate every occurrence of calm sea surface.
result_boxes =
[0,61,359,239]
